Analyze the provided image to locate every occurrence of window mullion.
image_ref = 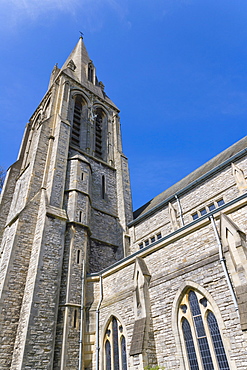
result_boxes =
[117,329,121,370]
[179,300,202,370]
[190,314,204,370]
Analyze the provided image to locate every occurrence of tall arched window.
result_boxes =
[88,63,94,83]
[207,312,230,370]
[105,340,111,370]
[121,336,127,370]
[104,316,127,370]
[94,108,104,159]
[71,95,85,147]
[179,290,230,370]
[182,318,199,370]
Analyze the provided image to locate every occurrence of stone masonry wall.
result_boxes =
[0,193,41,369]
[0,162,21,247]
[87,194,247,370]
[130,156,247,254]
[17,211,66,369]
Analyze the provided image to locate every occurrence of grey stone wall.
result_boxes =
[86,152,247,370]
[0,194,41,368]
[130,157,247,254]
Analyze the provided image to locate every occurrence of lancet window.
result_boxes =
[88,63,94,83]
[94,108,104,159]
[179,290,230,370]
[104,316,127,370]
[102,175,105,199]
[71,95,86,147]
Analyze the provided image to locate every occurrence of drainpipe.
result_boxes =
[78,259,85,370]
[96,275,103,370]
[209,215,239,316]
[175,194,184,226]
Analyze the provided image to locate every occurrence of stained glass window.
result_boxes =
[121,336,127,370]
[180,290,230,370]
[182,318,199,370]
[112,317,120,370]
[105,340,111,370]
[188,291,214,370]
[104,316,127,370]
[207,312,230,370]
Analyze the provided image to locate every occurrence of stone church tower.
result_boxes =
[0,38,132,369]
[2,37,247,370]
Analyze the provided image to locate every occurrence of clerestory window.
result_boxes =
[104,316,127,370]
[191,199,225,221]
[179,290,230,370]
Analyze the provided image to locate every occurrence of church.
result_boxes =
[0,37,247,370]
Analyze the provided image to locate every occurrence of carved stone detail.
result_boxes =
[220,213,247,330]
[169,202,179,231]
[232,162,247,194]
[67,59,76,71]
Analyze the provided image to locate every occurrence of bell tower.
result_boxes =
[0,38,132,369]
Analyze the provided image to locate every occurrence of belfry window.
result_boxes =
[179,290,230,370]
[71,95,85,147]
[104,316,127,370]
[95,108,104,159]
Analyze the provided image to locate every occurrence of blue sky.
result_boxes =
[0,0,247,210]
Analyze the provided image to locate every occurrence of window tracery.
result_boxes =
[104,316,127,370]
[179,289,230,370]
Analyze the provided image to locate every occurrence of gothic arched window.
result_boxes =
[104,316,127,370]
[71,95,86,147]
[182,318,199,370]
[179,290,230,370]
[105,340,111,370]
[88,63,94,83]
[121,336,127,370]
[94,108,104,159]
[207,312,230,370]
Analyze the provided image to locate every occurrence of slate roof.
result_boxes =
[133,136,247,220]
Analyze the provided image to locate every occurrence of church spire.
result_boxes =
[61,37,94,86]
[59,37,118,107]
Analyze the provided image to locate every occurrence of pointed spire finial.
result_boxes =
[79,31,84,39]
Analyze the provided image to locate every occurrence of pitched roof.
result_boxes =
[133,136,247,220]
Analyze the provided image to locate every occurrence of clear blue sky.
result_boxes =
[0,1,247,210]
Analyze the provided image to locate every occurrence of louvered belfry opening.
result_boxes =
[95,108,104,159]
[71,95,84,147]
